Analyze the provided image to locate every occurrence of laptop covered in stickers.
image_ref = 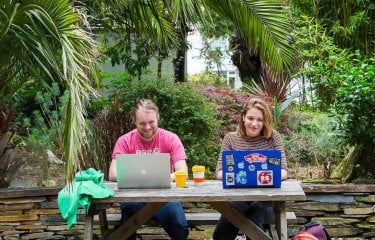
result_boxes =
[222,150,282,188]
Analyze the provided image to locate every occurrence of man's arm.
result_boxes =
[108,160,117,181]
[171,160,188,181]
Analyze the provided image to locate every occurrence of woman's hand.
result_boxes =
[281,169,288,181]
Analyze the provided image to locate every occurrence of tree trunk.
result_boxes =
[174,47,186,82]
[173,21,189,83]
[0,104,14,135]
[157,54,162,80]
[330,144,363,183]
[230,36,262,85]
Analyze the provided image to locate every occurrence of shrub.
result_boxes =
[188,72,227,86]
[22,83,66,154]
[331,54,375,177]
[283,111,345,171]
[199,86,250,137]
[332,54,375,147]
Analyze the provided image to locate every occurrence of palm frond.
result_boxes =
[243,68,290,105]
[0,0,100,182]
[96,0,178,51]
[204,0,298,73]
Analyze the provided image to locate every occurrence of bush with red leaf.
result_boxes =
[199,86,250,137]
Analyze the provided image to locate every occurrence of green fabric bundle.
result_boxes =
[58,168,114,227]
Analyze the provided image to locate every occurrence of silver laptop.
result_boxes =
[116,153,171,189]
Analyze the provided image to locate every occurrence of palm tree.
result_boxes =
[204,0,298,78]
[93,0,298,82]
[0,0,100,183]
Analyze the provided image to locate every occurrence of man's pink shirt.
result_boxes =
[112,128,187,170]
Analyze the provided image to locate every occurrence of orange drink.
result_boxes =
[192,165,205,183]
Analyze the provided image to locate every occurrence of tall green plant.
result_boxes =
[284,111,345,167]
[292,13,355,111]
[290,0,375,56]
[273,88,301,128]
[23,83,67,153]
[332,54,375,147]
[328,53,375,180]
[0,0,100,182]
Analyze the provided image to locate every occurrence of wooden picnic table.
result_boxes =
[85,179,306,240]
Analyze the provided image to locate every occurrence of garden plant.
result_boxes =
[0,0,374,186]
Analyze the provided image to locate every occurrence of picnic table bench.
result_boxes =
[97,211,297,228]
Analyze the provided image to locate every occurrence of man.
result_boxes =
[108,99,189,240]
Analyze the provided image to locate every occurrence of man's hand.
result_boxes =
[172,160,188,181]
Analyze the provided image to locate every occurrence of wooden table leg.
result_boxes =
[210,201,271,240]
[84,214,93,240]
[274,201,287,240]
[98,209,108,236]
[105,202,165,240]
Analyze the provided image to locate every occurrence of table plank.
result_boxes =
[93,179,306,203]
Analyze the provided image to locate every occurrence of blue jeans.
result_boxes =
[120,202,189,240]
[213,201,274,240]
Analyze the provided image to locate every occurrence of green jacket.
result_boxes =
[58,168,114,228]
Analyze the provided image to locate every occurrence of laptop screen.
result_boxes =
[222,150,282,188]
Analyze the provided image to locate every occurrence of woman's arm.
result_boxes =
[273,130,288,180]
[216,133,234,180]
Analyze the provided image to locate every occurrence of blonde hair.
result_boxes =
[132,99,159,123]
[236,97,273,138]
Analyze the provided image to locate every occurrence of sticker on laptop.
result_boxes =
[268,157,281,165]
[238,161,245,169]
[225,172,235,185]
[225,154,235,165]
[261,163,268,170]
[236,170,247,184]
[257,171,274,185]
[248,165,255,171]
[244,153,267,163]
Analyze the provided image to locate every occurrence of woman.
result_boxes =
[213,97,288,240]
